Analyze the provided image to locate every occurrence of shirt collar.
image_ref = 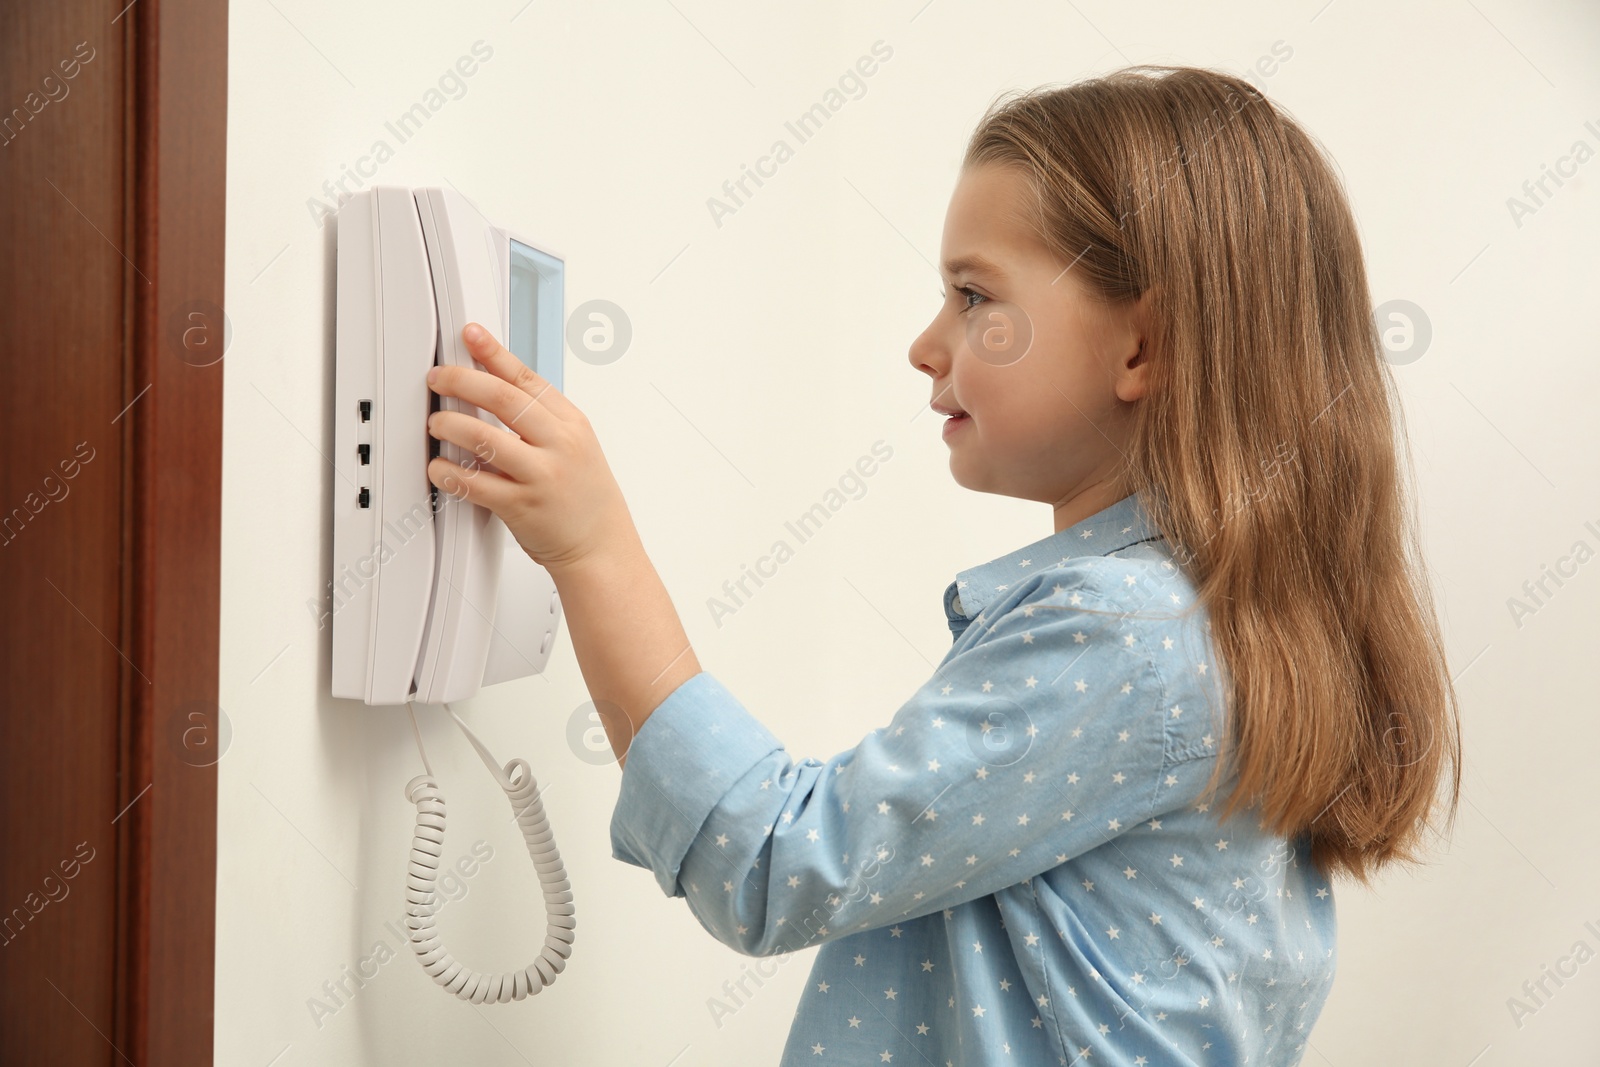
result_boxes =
[944,491,1163,622]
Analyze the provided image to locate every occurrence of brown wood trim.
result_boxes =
[112,0,227,1061]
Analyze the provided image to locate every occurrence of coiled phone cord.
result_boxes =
[403,702,575,1002]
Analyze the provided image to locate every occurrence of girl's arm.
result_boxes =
[543,533,702,770]
[609,558,1223,958]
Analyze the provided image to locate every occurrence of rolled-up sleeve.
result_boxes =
[609,557,1192,959]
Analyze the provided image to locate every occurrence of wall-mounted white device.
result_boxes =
[332,186,575,1003]
[333,185,565,707]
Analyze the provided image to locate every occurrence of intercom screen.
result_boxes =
[508,239,563,393]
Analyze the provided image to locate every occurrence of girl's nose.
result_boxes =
[908,312,950,379]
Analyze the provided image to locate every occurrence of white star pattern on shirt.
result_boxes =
[608,493,1338,1066]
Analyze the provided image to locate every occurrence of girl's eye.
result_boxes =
[944,285,987,311]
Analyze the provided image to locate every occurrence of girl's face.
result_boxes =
[909,162,1151,532]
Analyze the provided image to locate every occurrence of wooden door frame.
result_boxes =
[113,1,227,1061]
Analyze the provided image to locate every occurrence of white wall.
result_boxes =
[220,1,1600,1063]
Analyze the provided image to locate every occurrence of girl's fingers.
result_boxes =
[427,408,539,485]
[429,367,550,446]
[426,453,519,511]
[445,322,581,429]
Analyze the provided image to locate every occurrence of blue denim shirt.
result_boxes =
[611,491,1336,1064]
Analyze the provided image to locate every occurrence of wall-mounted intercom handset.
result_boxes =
[333,186,575,1002]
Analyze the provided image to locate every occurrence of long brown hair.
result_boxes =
[964,65,1461,886]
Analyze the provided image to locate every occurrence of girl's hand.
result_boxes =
[425,322,636,574]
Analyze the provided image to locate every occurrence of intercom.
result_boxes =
[333,185,565,707]
[332,186,576,1003]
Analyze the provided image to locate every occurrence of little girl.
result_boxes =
[424,64,1461,1066]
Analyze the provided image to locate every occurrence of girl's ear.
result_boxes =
[1114,288,1155,402]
